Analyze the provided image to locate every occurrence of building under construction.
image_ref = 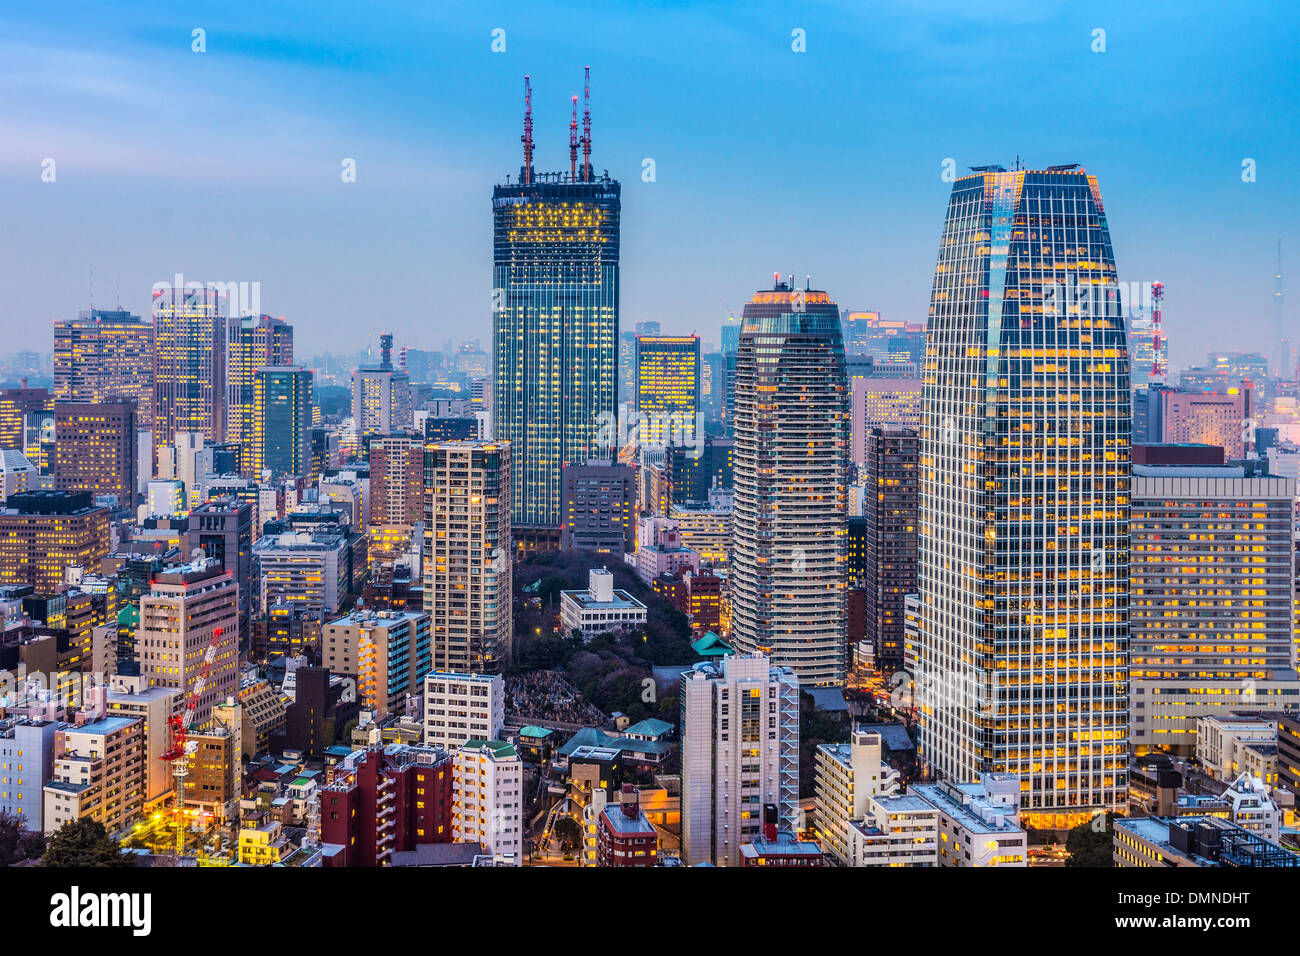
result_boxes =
[492,68,621,551]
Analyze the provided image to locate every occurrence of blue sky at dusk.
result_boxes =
[1,0,1295,367]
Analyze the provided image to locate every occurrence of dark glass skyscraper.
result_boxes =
[492,78,619,542]
[917,167,1130,828]
[729,278,849,686]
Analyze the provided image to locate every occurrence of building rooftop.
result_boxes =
[461,739,517,759]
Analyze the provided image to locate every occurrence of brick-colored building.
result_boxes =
[53,400,138,508]
[0,491,110,592]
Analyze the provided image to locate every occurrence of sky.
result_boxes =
[0,0,1296,368]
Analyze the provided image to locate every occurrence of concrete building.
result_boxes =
[53,400,137,508]
[561,460,637,554]
[845,793,939,867]
[597,783,659,866]
[367,433,424,528]
[152,285,228,460]
[559,568,647,639]
[42,714,145,835]
[135,560,239,728]
[862,426,918,674]
[452,739,522,864]
[634,517,700,585]
[225,314,294,470]
[186,497,254,643]
[422,671,504,750]
[1115,814,1300,868]
[814,728,900,865]
[0,491,110,592]
[911,775,1027,867]
[53,308,156,429]
[680,653,799,867]
[1197,715,1280,782]
[1131,465,1299,751]
[351,336,412,437]
[254,530,350,615]
[104,673,180,810]
[850,377,923,467]
[1160,386,1253,459]
[0,717,57,831]
[323,609,432,718]
[423,441,512,673]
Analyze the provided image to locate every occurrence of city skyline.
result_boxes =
[1,0,1295,365]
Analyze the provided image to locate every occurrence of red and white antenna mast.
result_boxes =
[1150,281,1165,383]
[569,95,579,180]
[521,75,534,186]
[581,66,592,182]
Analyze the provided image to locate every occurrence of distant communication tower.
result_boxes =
[1150,281,1165,383]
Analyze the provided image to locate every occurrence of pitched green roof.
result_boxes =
[691,631,733,657]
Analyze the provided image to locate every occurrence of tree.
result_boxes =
[41,819,135,868]
[554,815,583,853]
[1064,813,1114,867]
[0,811,45,866]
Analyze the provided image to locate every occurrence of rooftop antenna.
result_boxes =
[1275,240,1287,377]
[114,272,121,309]
[1150,281,1165,384]
[89,268,94,311]
[805,274,811,291]
[521,75,534,186]
[581,66,592,182]
[569,95,579,181]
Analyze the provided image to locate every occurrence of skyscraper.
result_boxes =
[917,166,1130,828]
[492,74,619,547]
[52,400,138,507]
[153,285,228,459]
[680,653,800,867]
[226,314,293,471]
[863,426,919,675]
[728,277,849,686]
[53,308,155,429]
[247,366,313,478]
[423,440,512,673]
[351,333,412,437]
[634,334,701,450]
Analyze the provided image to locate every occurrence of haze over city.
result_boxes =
[2,0,1295,363]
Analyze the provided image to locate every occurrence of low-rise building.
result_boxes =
[597,784,658,867]
[814,728,900,865]
[1115,814,1300,867]
[911,774,1026,868]
[452,739,522,865]
[845,793,939,867]
[559,568,648,640]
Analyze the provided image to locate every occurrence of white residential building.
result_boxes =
[845,793,939,867]
[452,739,522,865]
[559,567,647,640]
[680,653,799,867]
[1196,715,1279,782]
[911,774,1027,868]
[814,728,900,865]
[1220,772,1283,843]
[422,672,504,750]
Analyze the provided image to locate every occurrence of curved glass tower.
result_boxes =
[917,168,1130,828]
[729,279,849,686]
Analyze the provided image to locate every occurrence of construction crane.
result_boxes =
[521,75,534,186]
[580,66,592,182]
[159,620,229,856]
[569,94,579,180]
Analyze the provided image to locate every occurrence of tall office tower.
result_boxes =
[0,386,49,450]
[367,433,425,527]
[729,277,849,686]
[0,491,110,591]
[635,334,701,450]
[226,314,293,469]
[246,366,312,478]
[1130,454,1299,753]
[679,654,800,867]
[153,285,229,460]
[135,559,239,727]
[352,333,413,437]
[863,427,919,675]
[52,400,137,507]
[721,315,741,436]
[561,459,637,554]
[186,498,254,645]
[423,441,512,673]
[53,309,156,429]
[917,167,1130,828]
[492,78,619,547]
[618,331,637,408]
